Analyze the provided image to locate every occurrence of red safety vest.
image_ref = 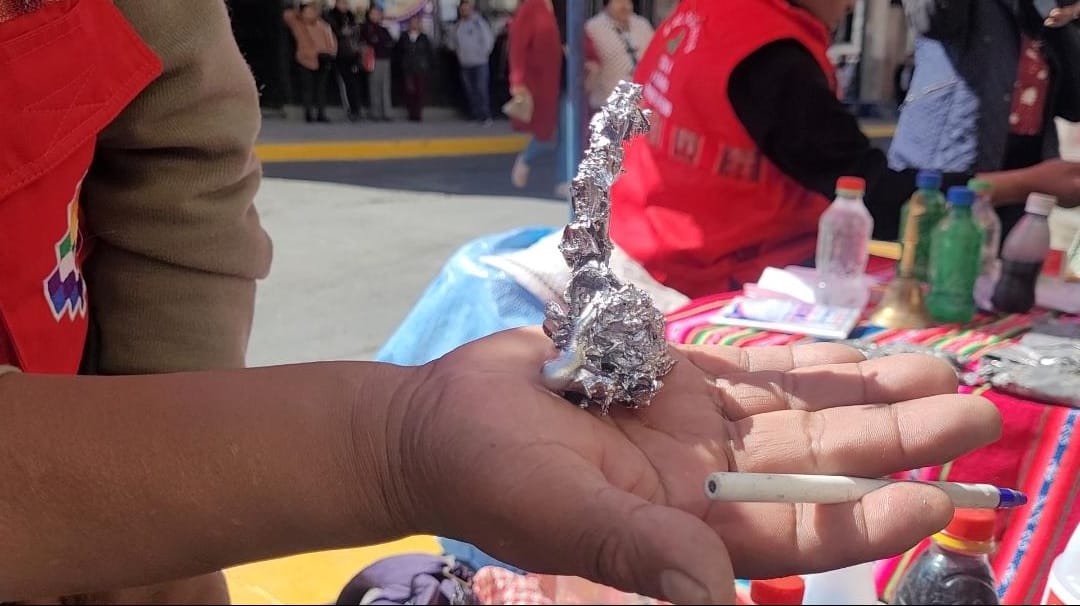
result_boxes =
[0,0,161,373]
[609,0,837,298]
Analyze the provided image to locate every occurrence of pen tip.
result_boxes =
[999,487,1028,508]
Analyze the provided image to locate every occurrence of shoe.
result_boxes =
[554,182,570,200]
[481,119,494,127]
[316,115,330,123]
[511,154,529,189]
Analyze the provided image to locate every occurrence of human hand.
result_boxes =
[510,85,531,100]
[1045,3,1080,27]
[395,328,1001,604]
[1027,159,1080,207]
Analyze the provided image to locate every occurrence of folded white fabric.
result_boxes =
[481,230,691,315]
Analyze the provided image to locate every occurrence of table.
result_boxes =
[663,262,1080,604]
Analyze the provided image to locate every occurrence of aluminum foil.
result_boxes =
[541,81,675,414]
[846,330,1080,408]
[967,333,1080,407]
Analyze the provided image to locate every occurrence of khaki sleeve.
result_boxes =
[80,0,273,375]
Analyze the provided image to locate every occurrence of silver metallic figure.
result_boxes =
[541,81,675,414]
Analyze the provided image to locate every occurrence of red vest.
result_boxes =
[0,0,161,373]
[609,0,837,298]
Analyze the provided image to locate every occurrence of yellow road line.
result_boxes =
[255,124,895,163]
[256,135,529,163]
[862,124,897,138]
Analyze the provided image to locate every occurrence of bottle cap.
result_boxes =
[750,576,805,605]
[947,186,975,206]
[967,178,993,193]
[836,176,866,195]
[943,508,997,543]
[1026,192,1058,216]
[916,169,942,189]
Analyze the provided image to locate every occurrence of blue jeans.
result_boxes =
[521,94,572,185]
[460,64,491,121]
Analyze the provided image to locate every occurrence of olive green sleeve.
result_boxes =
[80,0,273,374]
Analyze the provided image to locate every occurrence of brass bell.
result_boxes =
[868,194,935,329]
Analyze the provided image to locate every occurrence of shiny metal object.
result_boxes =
[868,191,934,329]
[541,81,675,414]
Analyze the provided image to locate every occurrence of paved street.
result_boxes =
[247,118,896,370]
[246,178,565,367]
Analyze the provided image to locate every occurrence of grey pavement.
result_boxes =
[245,178,566,367]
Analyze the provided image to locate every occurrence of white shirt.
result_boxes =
[585,12,655,109]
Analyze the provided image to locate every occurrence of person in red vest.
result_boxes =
[2,0,271,602]
[608,0,1080,299]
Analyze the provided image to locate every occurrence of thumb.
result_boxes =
[516,468,736,604]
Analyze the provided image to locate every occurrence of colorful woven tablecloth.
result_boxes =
[663,270,1080,604]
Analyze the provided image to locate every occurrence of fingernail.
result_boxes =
[660,569,711,604]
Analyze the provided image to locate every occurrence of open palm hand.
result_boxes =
[401,328,1001,604]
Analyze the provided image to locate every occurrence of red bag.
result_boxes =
[361,45,375,72]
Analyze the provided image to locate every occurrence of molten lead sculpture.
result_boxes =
[540,81,675,414]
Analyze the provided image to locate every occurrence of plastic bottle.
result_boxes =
[927,186,984,323]
[802,563,879,605]
[890,509,1000,605]
[750,576,805,605]
[1042,521,1080,604]
[968,178,1003,278]
[1064,227,1080,283]
[897,170,947,282]
[815,176,874,308]
[990,192,1056,313]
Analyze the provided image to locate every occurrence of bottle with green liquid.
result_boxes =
[897,170,947,282]
[927,186,984,324]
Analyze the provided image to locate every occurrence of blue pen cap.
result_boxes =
[916,169,943,190]
[947,186,975,206]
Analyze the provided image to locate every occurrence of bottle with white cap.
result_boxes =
[990,192,1056,313]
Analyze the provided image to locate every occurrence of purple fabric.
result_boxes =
[335,553,477,605]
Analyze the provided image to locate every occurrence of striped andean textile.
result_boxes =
[663,258,1080,604]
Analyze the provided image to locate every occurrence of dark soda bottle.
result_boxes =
[891,509,999,605]
[990,193,1056,313]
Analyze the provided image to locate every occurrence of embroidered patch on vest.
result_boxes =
[43,181,86,321]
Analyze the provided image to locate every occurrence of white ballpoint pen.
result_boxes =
[705,472,1028,509]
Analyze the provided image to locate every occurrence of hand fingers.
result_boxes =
[1046,7,1079,27]
[716,482,953,578]
[677,342,865,375]
[713,353,958,420]
[728,394,1001,477]
[479,458,736,605]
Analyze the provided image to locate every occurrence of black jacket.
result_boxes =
[396,31,434,74]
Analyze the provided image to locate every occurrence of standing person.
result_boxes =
[397,16,435,122]
[585,0,655,112]
[890,0,1080,239]
[3,0,272,602]
[284,0,338,123]
[361,5,396,121]
[451,0,496,125]
[506,0,563,193]
[605,0,1080,298]
[326,0,365,122]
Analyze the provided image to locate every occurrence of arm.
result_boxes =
[481,17,496,55]
[0,362,417,600]
[901,0,973,41]
[727,40,971,239]
[507,12,532,89]
[81,0,272,374]
[326,22,338,56]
